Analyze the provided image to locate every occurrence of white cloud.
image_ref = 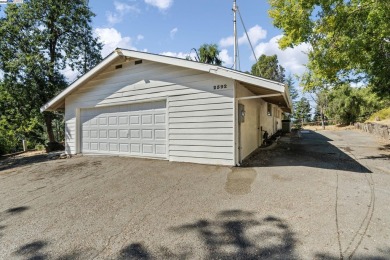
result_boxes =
[254,35,310,75]
[161,50,232,67]
[61,66,80,83]
[144,0,173,10]
[160,51,193,60]
[219,49,233,67]
[220,25,267,48]
[106,1,140,24]
[137,34,144,41]
[95,27,136,57]
[170,27,178,39]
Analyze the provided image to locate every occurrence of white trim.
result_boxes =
[41,49,288,112]
[237,93,282,100]
[166,97,170,161]
[75,108,81,154]
[233,81,238,166]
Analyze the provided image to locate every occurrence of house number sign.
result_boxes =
[213,84,228,90]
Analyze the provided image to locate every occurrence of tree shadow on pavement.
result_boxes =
[242,130,372,173]
[0,153,48,172]
[118,210,298,259]
[13,240,49,260]
[362,154,390,160]
[0,206,30,238]
[315,248,390,260]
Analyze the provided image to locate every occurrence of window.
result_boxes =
[267,103,272,116]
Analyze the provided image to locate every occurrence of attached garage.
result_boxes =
[80,100,167,158]
[41,49,291,166]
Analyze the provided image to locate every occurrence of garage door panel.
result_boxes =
[155,145,166,155]
[120,143,129,152]
[109,143,119,152]
[130,130,140,138]
[155,114,166,124]
[118,116,128,125]
[142,144,153,154]
[99,142,108,151]
[142,129,153,139]
[155,129,166,139]
[141,114,153,125]
[90,130,98,138]
[81,101,167,158]
[119,130,128,138]
[108,116,118,125]
[130,144,141,153]
[108,130,117,138]
[130,115,140,125]
[90,143,98,150]
[99,117,107,126]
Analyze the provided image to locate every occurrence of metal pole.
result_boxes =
[233,0,238,70]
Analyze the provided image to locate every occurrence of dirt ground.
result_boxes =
[0,130,390,259]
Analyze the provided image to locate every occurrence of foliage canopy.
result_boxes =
[197,44,223,65]
[251,54,285,83]
[0,0,102,152]
[0,0,102,153]
[269,0,390,97]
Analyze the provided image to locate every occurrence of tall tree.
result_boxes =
[0,0,102,143]
[251,54,285,83]
[293,97,311,127]
[286,74,298,101]
[269,0,390,97]
[196,44,222,65]
[326,85,363,124]
[310,89,329,130]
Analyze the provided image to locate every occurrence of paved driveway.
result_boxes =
[0,130,389,259]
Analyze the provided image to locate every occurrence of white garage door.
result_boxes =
[81,101,167,158]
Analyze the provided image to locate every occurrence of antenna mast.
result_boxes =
[233,0,238,70]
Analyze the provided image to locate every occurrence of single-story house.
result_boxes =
[41,49,292,166]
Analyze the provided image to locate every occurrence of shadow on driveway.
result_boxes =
[8,209,390,259]
[0,153,49,172]
[242,130,372,173]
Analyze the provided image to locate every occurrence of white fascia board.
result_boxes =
[209,67,285,93]
[119,49,212,73]
[40,52,120,112]
[118,49,285,93]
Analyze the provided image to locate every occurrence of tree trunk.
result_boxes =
[321,106,325,130]
[44,112,55,142]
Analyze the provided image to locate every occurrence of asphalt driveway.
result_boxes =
[0,129,389,259]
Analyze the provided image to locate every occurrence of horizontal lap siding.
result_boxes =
[169,90,234,165]
[65,59,235,165]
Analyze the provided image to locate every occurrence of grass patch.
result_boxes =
[367,107,390,122]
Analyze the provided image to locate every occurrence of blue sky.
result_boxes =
[86,0,309,82]
[0,0,309,84]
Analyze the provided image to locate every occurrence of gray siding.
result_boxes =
[65,59,235,165]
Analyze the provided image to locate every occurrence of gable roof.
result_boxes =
[41,49,291,112]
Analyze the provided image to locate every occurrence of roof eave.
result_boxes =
[40,51,120,112]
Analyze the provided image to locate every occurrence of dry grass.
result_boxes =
[302,124,355,131]
[367,107,390,122]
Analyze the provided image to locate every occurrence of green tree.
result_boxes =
[269,0,390,97]
[286,74,298,101]
[251,54,285,83]
[293,97,311,127]
[0,81,44,154]
[0,0,102,144]
[326,85,363,124]
[196,44,222,65]
[310,89,329,129]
